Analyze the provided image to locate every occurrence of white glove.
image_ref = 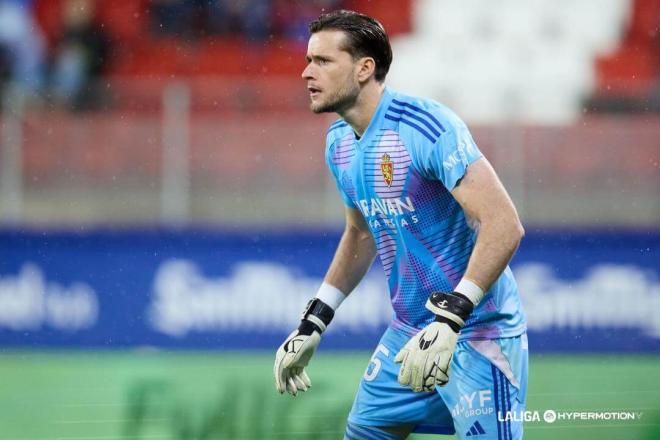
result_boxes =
[274,329,319,396]
[394,290,476,392]
[394,321,457,392]
[273,298,335,396]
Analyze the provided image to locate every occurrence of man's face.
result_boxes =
[302,30,361,114]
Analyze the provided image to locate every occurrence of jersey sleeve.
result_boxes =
[325,135,356,208]
[413,116,483,191]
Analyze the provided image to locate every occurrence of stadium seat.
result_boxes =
[388,0,633,123]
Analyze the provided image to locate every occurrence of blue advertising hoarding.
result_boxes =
[0,228,658,352]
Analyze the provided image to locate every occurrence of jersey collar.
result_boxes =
[354,86,394,148]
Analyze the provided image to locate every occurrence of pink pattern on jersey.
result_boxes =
[332,133,355,171]
[375,228,397,280]
[371,130,411,199]
[402,168,473,286]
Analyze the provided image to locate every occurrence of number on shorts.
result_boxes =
[363,344,390,381]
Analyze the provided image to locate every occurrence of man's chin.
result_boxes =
[310,101,333,114]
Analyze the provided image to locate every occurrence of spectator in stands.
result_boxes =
[0,0,46,98]
[150,0,272,41]
[273,0,344,44]
[0,45,8,86]
[51,0,109,111]
[150,0,198,38]
[213,0,272,41]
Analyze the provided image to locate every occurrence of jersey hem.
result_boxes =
[390,318,527,342]
[458,325,527,342]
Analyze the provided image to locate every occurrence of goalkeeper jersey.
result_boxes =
[325,87,526,341]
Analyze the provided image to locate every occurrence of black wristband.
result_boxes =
[297,298,335,335]
[434,315,462,333]
[297,319,320,336]
[428,291,474,322]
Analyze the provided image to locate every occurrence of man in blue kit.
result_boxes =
[274,10,528,440]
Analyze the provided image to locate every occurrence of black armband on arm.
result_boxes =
[297,298,335,335]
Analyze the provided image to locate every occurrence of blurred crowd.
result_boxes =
[150,0,343,42]
[5,0,653,115]
[0,0,342,112]
[0,0,108,111]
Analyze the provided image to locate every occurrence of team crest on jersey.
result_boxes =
[380,153,393,187]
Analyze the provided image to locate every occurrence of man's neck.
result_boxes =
[340,82,386,138]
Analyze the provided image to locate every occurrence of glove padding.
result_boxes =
[394,321,457,392]
[274,329,319,396]
[274,298,335,396]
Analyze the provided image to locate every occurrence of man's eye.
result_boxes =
[318,59,328,65]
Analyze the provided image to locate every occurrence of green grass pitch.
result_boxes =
[0,351,658,439]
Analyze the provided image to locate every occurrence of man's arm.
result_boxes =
[324,206,377,295]
[395,156,524,392]
[451,156,524,292]
[274,206,375,396]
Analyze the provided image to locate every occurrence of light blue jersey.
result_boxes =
[347,328,528,438]
[326,88,526,341]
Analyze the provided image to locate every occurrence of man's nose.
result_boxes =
[302,64,314,80]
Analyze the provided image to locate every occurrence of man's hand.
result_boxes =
[274,329,318,395]
[273,298,334,396]
[394,291,475,392]
[394,321,457,392]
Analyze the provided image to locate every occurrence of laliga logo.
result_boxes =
[544,410,557,423]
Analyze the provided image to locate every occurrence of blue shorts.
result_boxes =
[348,327,528,439]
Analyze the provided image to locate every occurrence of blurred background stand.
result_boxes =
[160,81,190,224]
[0,84,25,223]
[0,1,658,439]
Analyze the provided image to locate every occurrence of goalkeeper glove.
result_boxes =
[394,291,474,392]
[274,298,334,396]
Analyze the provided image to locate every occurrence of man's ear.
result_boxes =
[356,57,376,83]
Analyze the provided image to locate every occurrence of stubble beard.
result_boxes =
[310,79,360,115]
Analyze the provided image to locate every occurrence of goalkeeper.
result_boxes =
[274,10,528,440]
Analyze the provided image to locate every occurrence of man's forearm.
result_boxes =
[462,219,524,292]
[324,224,377,295]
